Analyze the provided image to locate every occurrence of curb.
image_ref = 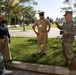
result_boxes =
[6,61,69,75]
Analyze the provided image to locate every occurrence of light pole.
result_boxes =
[31,12,33,26]
[22,3,25,31]
[22,14,25,31]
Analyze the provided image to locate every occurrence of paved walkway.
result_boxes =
[9,28,61,38]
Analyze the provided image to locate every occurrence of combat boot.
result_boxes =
[69,63,76,70]
[62,59,68,67]
[69,58,76,70]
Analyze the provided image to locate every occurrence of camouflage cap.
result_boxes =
[63,11,73,16]
[38,11,44,16]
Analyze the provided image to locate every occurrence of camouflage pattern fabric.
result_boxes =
[62,38,74,60]
[57,20,76,63]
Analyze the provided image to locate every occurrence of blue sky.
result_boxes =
[33,0,66,20]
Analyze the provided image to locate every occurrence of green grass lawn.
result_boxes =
[51,24,57,28]
[8,24,57,30]
[10,37,76,67]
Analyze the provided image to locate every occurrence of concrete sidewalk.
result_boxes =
[9,28,62,38]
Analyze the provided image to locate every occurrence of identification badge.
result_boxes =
[39,24,42,28]
[73,24,76,26]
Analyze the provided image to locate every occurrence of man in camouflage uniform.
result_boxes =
[32,11,51,55]
[56,11,76,69]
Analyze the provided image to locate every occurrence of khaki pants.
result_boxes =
[0,37,11,60]
[37,32,47,53]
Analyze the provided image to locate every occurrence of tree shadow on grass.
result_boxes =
[26,38,38,44]
[11,38,64,66]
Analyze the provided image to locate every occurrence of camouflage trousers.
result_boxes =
[62,38,75,61]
